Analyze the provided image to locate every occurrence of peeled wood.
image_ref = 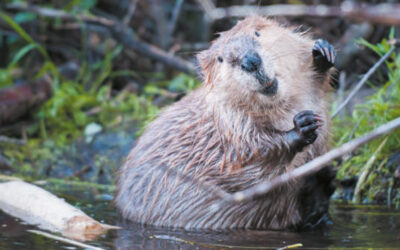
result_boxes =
[155,116,400,204]
[0,181,118,241]
[228,117,400,203]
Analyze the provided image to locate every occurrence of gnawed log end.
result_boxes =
[0,181,119,242]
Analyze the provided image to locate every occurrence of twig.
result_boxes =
[28,230,104,250]
[145,117,400,204]
[331,46,395,118]
[207,3,400,25]
[5,3,196,75]
[122,0,138,27]
[165,0,184,48]
[227,117,400,203]
[352,137,388,203]
[110,25,195,74]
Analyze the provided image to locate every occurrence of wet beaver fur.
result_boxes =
[116,16,336,230]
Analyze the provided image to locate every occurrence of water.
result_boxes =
[0,185,399,249]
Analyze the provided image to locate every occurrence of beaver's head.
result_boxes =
[198,33,278,100]
[198,16,315,109]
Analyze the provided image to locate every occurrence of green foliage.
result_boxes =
[0,12,59,87]
[0,12,201,181]
[0,11,161,145]
[333,35,400,205]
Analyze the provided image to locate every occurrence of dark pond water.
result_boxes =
[0,184,399,250]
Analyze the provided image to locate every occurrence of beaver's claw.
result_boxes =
[313,39,336,73]
[288,110,323,151]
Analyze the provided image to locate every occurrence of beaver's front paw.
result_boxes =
[313,39,336,73]
[289,110,323,151]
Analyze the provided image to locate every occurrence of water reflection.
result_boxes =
[112,204,400,249]
[1,186,400,249]
[115,223,329,249]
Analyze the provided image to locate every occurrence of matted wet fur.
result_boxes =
[116,16,336,230]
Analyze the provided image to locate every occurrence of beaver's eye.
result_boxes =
[255,31,260,37]
[217,56,223,63]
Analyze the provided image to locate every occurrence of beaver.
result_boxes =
[116,16,336,230]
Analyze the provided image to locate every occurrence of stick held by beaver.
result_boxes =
[116,16,336,230]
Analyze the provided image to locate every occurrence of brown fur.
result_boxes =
[116,16,333,230]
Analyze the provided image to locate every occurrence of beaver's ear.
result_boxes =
[197,50,217,85]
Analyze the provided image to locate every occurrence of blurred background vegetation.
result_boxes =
[0,0,400,207]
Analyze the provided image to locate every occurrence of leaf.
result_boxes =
[8,43,39,69]
[0,13,35,45]
[1,13,60,81]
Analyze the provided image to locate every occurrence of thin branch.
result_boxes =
[227,117,400,203]
[165,0,184,48]
[208,3,400,26]
[109,25,195,74]
[152,116,400,204]
[331,46,395,118]
[122,0,138,27]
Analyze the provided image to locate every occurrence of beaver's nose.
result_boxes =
[241,52,261,72]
